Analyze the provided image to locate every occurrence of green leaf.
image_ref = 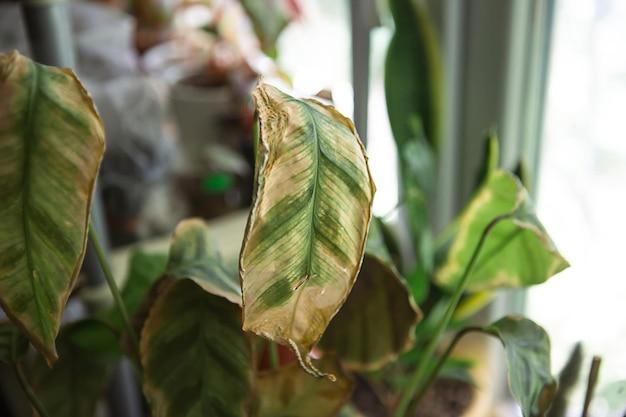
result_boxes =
[474,130,500,191]
[397,117,436,304]
[401,116,437,198]
[165,218,241,304]
[373,216,402,271]
[102,250,168,332]
[385,0,442,150]
[140,279,252,417]
[487,316,556,417]
[30,320,120,417]
[122,251,168,313]
[435,170,569,291]
[514,159,532,192]
[319,222,421,371]
[598,380,626,414]
[240,83,375,375]
[252,357,354,417]
[241,0,291,56]
[0,51,105,363]
[0,322,29,364]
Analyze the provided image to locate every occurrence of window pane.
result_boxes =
[528,0,626,413]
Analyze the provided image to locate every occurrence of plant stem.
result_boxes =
[14,362,50,417]
[268,341,280,370]
[581,355,602,417]
[88,222,139,355]
[411,326,486,406]
[393,212,515,417]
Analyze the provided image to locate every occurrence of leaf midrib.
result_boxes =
[301,102,320,283]
[21,60,51,343]
[283,103,322,340]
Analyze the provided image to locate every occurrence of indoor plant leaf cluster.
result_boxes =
[0,50,576,417]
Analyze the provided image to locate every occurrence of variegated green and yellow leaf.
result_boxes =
[140,279,252,417]
[435,170,568,292]
[240,83,375,376]
[319,221,421,371]
[252,357,354,417]
[165,218,241,304]
[0,51,105,363]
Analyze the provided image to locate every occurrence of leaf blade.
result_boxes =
[30,320,120,417]
[319,222,422,371]
[240,84,375,361]
[487,316,556,417]
[140,279,252,417]
[0,322,28,364]
[166,218,241,304]
[435,170,569,291]
[0,52,105,363]
[385,0,442,150]
[252,357,354,417]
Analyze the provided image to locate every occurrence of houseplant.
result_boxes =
[0,50,568,417]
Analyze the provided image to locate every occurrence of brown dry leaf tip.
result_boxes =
[289,339,336,382]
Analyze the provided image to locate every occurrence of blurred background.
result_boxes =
[0,0,624,416]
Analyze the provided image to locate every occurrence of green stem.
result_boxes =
[14,361,50,417]
[268,341,280,370]
[411,326,487,406]
[88,222,139,355]
[393,211,515,417]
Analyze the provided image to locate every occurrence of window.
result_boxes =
[528,0,626,413]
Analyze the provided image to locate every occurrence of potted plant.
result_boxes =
[0,50,573,417]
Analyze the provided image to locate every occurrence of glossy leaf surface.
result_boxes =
[30,320,120,417]
[166,218,241,304]
[0,51,105,363]
[240,84,375,366]
[487,316,556,417]
[319,222,421,370]
[141,279,251,417]
[435,170,568,291]
[253,358,353,417]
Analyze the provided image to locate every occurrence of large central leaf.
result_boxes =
[240,83,375,372]
[0,52,105,363]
